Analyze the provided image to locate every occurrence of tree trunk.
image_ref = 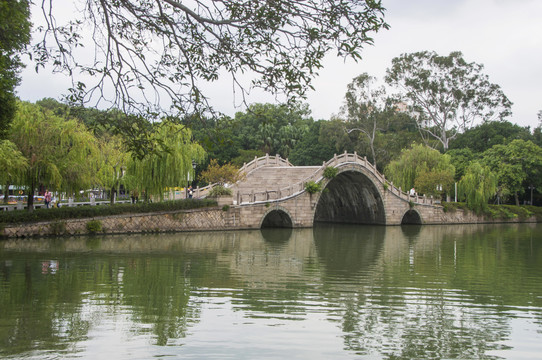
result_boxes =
[3,181,9,204]
[514,192,520,206]
[27,181,34,212]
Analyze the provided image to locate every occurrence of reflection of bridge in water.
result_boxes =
[3,224,530,291]
[221,153,445,228]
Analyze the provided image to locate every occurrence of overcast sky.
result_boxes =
[18,0,542,129]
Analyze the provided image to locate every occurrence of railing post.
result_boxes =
[251,190,255,203]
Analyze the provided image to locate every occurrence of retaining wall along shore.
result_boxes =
[1,205,538,238]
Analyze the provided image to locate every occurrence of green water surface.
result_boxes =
[1,223,541,359]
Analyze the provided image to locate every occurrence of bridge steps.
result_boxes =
[233,166,320,196]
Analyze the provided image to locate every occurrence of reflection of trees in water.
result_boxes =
[333,223,542,359]
[0,255,97,356]
[1,224,541,358]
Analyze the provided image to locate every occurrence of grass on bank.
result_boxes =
[442,202,542,221]
[0,198,218,225]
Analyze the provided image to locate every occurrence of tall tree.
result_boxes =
[534,110,542,147]
[385,51,512,151]
[449,120,533,153]
[0,139,28,202]
[31,1,388,117]
[384,143,455,196]
[289,120,335,166]
[232,103,311,157]
[482,139,542,205]
[0,0,31,139]
[458,161,497,213]
[126,121,205,201]
[341,73,390,168]
[9,101,99,210]
[96,134,130,204]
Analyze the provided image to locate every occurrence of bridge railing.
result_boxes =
[238,154,293,176]
[235,151,435,206]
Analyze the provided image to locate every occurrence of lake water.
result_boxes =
[1,223,541,359]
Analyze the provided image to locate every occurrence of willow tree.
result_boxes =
[9,101,99,210]
[0,139,28,203]
[96,134,130,204]
[458,161,497,212]
[385,143,455,197]
[127,121,205,201]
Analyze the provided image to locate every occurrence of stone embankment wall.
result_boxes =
[1,204,537,239]
[1,207,240,238]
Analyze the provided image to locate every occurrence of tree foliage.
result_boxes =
[0,0,31,139]
[385,51,512,151]
[199,159,243,186]
[458,161,497,212]
[31,0,388,116]
[481,139,542,205]
[449,120,532,153]
[126,121,205,201]
[384,143,455,196]
[232,103,311,158]
[0,139,28,199]
[9,101,99,210]
[289,120,335,166]
[342,73,390,168]
[96,134,130,204]
[447,148,476,181]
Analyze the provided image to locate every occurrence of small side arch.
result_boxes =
[260,206,294,228]
[401,209,422,225]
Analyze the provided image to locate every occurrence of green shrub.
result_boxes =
[208,185,233,197]
[222,205,230,211]
[0,198,218,225]
[86,220,103,234]
[323,166,338,179]
[304,180,321,194]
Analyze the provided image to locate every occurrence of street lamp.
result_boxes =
[186,161,197,199]
[528,185,535,205]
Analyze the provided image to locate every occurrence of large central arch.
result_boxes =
[314,170,386,225]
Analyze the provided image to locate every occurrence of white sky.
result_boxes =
[17,0,542,129]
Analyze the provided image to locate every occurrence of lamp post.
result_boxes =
[528,185,535,205]
[186,161,197,199]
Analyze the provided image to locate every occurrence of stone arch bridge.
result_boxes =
[209,153,448,229]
